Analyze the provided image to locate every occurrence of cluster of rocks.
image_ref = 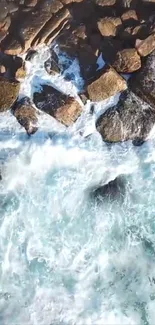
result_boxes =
[1,0,155,144]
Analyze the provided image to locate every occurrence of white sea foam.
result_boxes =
[1,45,155,325]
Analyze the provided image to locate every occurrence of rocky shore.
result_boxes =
[1,0,155,144]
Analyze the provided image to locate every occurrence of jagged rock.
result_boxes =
[95,0,116,7]
[12,97,38,134]
[135,34,155,56]
[0,76,20,112]
[25,49,38,61]
[86,66,127,102]
[90,176,126,202]
[130,50,155,107]
[119,24,150,42]
[72,25,87,40]
[98,17,122,37]
[44,57,61,75]
[33,84,82,126]
[96,90,155,143]
[32,7,70,46]
[113,48,141,73]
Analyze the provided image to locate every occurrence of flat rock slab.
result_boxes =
[0,76,20,112]
[96,90,155,144]
[86,66,127,102]
[33,84,82,126]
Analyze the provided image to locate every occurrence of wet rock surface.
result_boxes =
[96,90,155,144]
[0,0,155,139]
[0,76,20,112]
[12,97,38,135]
[33,84,82,126]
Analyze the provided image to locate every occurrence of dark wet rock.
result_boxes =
[90,176,126,203]
[86,66,127,102]
[130,50,155,107]
[0,76,20,112]
[119,24,150,43]
[97,17,122,37]
[96,90,155,143]
[12,96,38,135]
[25,49,38,61]
[33,84,82,126]
[118,0,139,8]
[113,48,141,73]
[135,33,155,56]
[0,52,23,79]
[44,57,61,75]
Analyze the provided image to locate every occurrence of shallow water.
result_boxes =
[1,46,155,325]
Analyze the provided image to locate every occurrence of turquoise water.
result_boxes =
[1,47,155,325]
[1,113,155,325]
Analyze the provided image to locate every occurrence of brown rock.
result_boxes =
[16,65,26,79]
[113,48,141,73]
[32,8,70,46]
[72,25,87,40]
[95,0,116,6]
[33,85,82,126]
[135,34,155,57]
[121,10,138,22]
[0,76,20,112]
[12,97,38,134]
[86,66,127,102]
[61,0,83,3]
[98,17,122,37]
[2,0,65,55]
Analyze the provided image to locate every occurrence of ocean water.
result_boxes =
[1,46,155,325]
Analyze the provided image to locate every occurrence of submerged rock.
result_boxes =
[33,84,82,126]
[90,176,126,203]
[86,66,127,102]
[96,90,155,144]
[0,76,20,112]
[12,97,38,135]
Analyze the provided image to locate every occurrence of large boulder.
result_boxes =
[33,84,82,126]
[113,48,141,73]
[0,76,20,112]
[130,50,155,107]
[86,66,127,102]
[97,17,122,37]
[96,90,155,144]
